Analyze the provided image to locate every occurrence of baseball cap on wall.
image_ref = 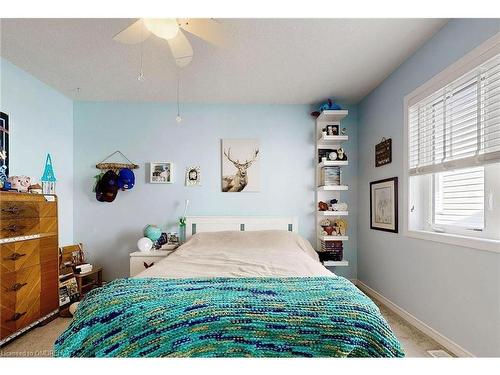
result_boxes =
[118,168,135,190]
[96,170,119,202]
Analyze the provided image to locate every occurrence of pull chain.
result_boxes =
[138,23,145,82]
[176,69,182,123]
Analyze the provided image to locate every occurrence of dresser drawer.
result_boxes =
[0,239,41,273]
[0,201,40,219]
[0,218,40,238]
[0,236,57,273]
[0,198,57,220]
[130,251,173,277]
[0,265,41,340]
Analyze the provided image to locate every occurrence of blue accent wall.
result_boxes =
[73,102,358,280]
[357,19,500,356]
[0,58,74,245]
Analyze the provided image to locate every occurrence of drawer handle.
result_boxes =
[3,224,25,232]
[143,261,155,269]
[6,312,27,322]
[1,206,22,214]
[4,252,27,261]
[8,282,28,292]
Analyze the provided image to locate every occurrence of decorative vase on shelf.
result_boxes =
[178,199,190,243]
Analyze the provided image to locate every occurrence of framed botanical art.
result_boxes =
[149,162,173,184]
[221,139,260,192]
[370,177,398,233]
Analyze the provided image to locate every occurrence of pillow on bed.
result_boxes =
[182,230,319,261]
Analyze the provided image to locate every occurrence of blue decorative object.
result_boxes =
[41,153,57,194]
[144,225,162,242]
[310,99,343,117]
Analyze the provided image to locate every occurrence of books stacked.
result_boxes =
[319,240,343,261]
[75,263,93,274]
[321,166,341,186]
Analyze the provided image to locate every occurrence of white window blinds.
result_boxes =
[433,166,484,230]
[409,53,500,176]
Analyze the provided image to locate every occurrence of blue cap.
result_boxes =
[118,168,135,190]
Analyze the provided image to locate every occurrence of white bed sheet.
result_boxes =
[136,230,333,278]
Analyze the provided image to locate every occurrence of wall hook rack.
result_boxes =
[96,150,139,172]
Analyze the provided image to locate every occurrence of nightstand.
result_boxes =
[129,250,176,277]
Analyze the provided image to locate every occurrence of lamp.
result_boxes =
[143,19,179,40]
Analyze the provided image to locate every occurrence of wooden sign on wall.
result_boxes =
[375,138,392,167]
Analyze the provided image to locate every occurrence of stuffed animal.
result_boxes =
[331,201,348,211]
[318,201,329,211]
[7,176,32,192]
[310,99,343,117]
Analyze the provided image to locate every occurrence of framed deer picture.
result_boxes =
[221,139,260,192]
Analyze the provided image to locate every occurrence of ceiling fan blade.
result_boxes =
[178,18,224,46]
[113,19,151,44]
[167,30,194,67]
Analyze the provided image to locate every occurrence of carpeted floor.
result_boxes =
[0,298,452,358]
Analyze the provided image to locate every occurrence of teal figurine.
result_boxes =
[41,153,57,194]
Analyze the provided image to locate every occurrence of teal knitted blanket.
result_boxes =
[54,276,404,357]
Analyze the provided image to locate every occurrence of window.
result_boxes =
[405,37,500,251]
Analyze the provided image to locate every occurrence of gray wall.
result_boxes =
[73,102,358,280]
[0,58,74,245]
[357,19,500,356]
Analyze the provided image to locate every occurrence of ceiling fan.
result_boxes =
[113,18,223,67]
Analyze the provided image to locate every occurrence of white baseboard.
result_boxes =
[356,280,474,358]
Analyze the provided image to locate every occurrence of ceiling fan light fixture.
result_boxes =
[143,19,179,40]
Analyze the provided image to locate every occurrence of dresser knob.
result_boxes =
[143,261,155,269]
[6,312,26,322]
[8,282,27,292]
[4,224,25,232]
[4,253,27,261]
[1,206,21,214]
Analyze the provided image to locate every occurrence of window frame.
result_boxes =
[403,32,500,254]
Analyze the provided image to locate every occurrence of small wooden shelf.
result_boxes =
[317,185,349,191]
[319,160,348,167]
[319,235,348,241]
[323,260,349,267]
[317,211,348,216]
[317,110,349,122]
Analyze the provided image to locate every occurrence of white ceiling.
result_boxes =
[0,18,447,104]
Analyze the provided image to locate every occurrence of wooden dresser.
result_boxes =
[0,191,59,345]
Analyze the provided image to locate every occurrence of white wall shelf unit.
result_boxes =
[319,160,348,167]
[323,260,349,267]
[315,109,350,268]
[317,211,349,216]
[319,235,349,241]
[318,135,349,143]
[317,110,349,122]
[317,185,348,191]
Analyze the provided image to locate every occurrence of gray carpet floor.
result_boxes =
[0,297,452,358]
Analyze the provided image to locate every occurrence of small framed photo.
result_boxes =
[326,124,339,136]
[370,177,398,233]
[167,232,179,245]
[185,166,201,186]
[149,162,172,184]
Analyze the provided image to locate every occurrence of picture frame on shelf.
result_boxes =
[326,124,339,136]
[149,162,173,184]
[370,177,398,233]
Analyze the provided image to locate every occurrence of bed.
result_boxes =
[54,216,404,357]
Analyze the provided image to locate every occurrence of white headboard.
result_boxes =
[185,216,298,239]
